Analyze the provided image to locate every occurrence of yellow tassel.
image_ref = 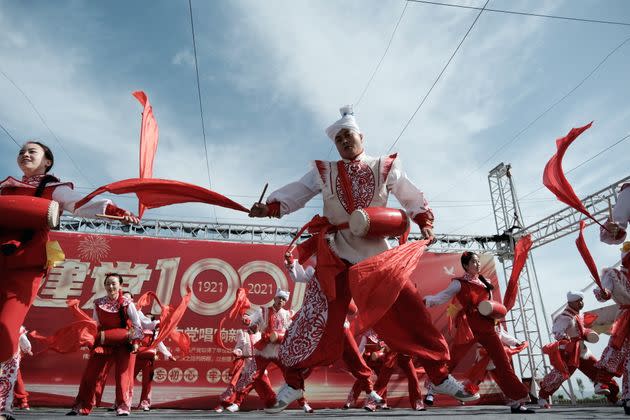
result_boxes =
[46,240,66,268]
[621,241,630,253]
[446,303,461,318]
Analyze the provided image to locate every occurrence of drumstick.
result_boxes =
[96,214,126,221]
[257,183,269,204]
[608,198,613,220]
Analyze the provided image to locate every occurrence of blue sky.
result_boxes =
[1,0,629,393]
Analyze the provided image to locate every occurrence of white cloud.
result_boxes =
[172,49,195,68]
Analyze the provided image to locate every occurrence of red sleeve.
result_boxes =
[105,204,127,217]
[413,209,434,229]
[267,201,281,218]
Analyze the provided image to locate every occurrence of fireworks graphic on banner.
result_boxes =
[77,235,111,261]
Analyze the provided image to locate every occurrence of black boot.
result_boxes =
[624,400,630,415]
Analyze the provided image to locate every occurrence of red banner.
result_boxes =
[23,232,504,409]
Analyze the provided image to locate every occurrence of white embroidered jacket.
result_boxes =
[551,307,591,359]
[600,185,629,244]
[248,306,292,359]
[267,152,431,263]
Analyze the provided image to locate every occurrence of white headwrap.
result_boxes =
[275,289,290,300]
[325,105,361,141]
[567,291,584,302]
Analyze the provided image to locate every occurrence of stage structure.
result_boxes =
[58,168,629,393]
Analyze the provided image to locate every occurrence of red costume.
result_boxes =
[232,303,291,409]
[0,174,125,416]
[218,328,277,412]
[69,294,143,416]
[425,273,530,404]
[540,303,618,406]
[596,184,630,404]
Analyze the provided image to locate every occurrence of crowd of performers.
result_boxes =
[0,105,628,419]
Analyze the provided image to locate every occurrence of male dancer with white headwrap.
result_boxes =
[250,105,478,412]
[538,291,618,408]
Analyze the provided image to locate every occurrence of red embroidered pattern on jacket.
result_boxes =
[94,296,130,313]
[21,174,48,186]
[335,160,375,214]
[381,153,398,183]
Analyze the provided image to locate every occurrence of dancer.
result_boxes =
[370,348,424,411]
[0,141,138,419]
[226,290,292,412]
[217,311,277,413]
[284,254,382,410]
[424,251,534,413]
[66,273,143,416]
[249,105,477,412]
[539,291,618,408]
[133,312,175,412]
[595,182,630,415]
[343,329,387,409]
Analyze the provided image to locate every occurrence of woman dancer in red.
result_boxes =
[424,252,534,414]
[0,141,138,420]
[66,273,143,416]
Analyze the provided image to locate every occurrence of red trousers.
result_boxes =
[13,369,28,407]
[374,353,421,407]
[348,355,384,406]
[373,282,450,384]
[234,357,278,408]
[540,354,619,400]
[72,347,134,414]
[0,267,43,361]
[284,273,448,389]
[134,356,154,404]
[472,330,528,402]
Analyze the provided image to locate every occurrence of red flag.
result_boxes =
[30,321,97,354]
[576,220,605,292]
[349,239,429,331]
[30,299,97,354]
[503,235,532,311]
[543,122,604,227]
[75,178,249,213]
[132,91,160,219]
[147,289,192,353]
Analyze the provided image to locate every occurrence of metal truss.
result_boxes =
[59,217,506,253]
[488,163,549,384]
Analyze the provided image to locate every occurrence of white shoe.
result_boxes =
[538,398,550,409]
[265,385,303,413]
[368,390,383,404]
[432,375,480,402]
[594,383,611,396]
[226,403,240,413]
[139,399,151,411]
[303,403,314,413]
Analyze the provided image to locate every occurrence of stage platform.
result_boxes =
[12,405,625,419]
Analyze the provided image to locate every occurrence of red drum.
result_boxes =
[0,196,59,230]
[349,207,409,238]
[585,330,599,343]
[98,328,130,346]
[478,300,508,320]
